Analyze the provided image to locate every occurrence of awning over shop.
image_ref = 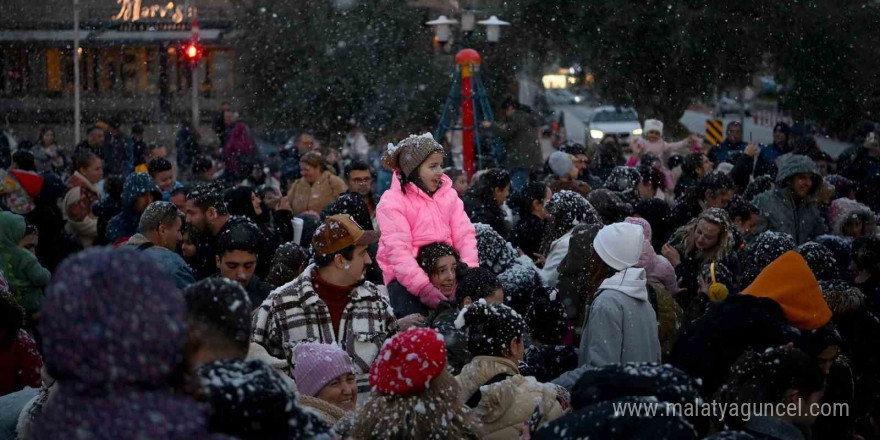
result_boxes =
[0,30,91,41]
[91,28,222,42]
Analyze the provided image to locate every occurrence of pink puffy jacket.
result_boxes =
[377,172,479,308]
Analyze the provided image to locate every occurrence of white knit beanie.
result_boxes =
[548,151,574,178]
[593,222,645,271]
[643,119,663,136]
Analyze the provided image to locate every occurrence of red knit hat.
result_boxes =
[369,327,447,395]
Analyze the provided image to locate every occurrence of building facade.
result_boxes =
[0,0,236,125]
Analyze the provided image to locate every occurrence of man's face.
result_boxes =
[87,129,104,147]
[170,192,187,210]
[339,245,371,284]
[773,130,787,146]
[185,200,209,233]
[486,288,504,305]
[153,169,175,193]
[133,193,155,214]
[217,250,258,287]
[223,110,236,125]
[347,170,373,197]
[297,134,317,154]
[18,234,37,255]
[726,124,743,144]
[158,217,183,250]
[572,154,588,173]
[792,173,814,199]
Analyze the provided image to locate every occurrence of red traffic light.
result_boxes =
[185,43,198,58]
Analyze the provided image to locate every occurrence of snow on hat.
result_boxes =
[548,151,574,178]
[593,222,644,271]
[198,359,331,438]
[370,327,447,396]
[796,242,839,282]
[382,133,444,176]
[474,223,518,275]
[643,119,663,135]
[293,343,355,397]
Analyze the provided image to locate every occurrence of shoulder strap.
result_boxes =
[136,242,154,251]
[465,373,513,408]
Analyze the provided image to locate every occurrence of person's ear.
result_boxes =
[207,207,217,220]
[215,255,222,269]
[333,253,346,269]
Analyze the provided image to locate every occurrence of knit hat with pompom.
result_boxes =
[382,133,445,176]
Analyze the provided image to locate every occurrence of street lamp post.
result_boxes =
[426,11,510,178]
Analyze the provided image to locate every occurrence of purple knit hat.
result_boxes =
[293,343,354,397]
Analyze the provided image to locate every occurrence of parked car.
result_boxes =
[716,97,752,117]
[583,106,642,147]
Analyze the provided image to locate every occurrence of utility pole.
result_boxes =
[73,0,81,144]
[189,1,200,130]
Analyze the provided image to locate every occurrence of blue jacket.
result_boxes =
[126,234,194,289]
[708,139,746,164]
[106,173,161,244]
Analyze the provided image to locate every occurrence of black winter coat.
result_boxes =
[509,214,547,260]
[463,195,508,238]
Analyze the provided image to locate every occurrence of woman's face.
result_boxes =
[637,181,655,199]
[844,217,864,238]
[301,162,321,183]
[645,130,662,143]
[42,130,55,146]
[533,187,552,219]
[699,154,714,176]
[82,157,104,184]
[494,184,511,206]
[694,219,721,250]
[453,175,469,196]
[316,372,358,412]
[182,233,197,259]
[250,191,263,216]
[418,153,445,193]
[261,189,281,210]
[429,255,458,297]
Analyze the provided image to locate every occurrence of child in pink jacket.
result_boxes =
[376,133,479,316]
[627,119,700,166]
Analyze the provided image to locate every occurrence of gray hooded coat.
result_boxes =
[753,155,826,244]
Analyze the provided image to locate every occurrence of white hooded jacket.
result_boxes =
[579,267,661,367]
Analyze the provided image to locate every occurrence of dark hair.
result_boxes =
[139,201,183,233]
[726,195,757,222]
[131,124,144,135]
[23,221,38,237]
[147,157,173,177]
[216,219,263,256]
[682,152,706,178]
[73,150,99,171]
[634,198,672,253]
[183,278,252,356]
[192,155,213,174]
[344,160,372,180]
[313,245,356,268]
[416,242,460,276]
[86,125,103,135]
[667,153,685,171]
[0,292,25,347]
[560,142,588,157]
[321,193,373,231]
[12,150,35,171]
[266,242,309,286]
[455,267,502,305]
[104,175,125,199]
[465,168,510,203]
[145,143,164,156]
[637,164,665,191]
[716,346,825,430]
[443,167,465,182]
[187,183,229,216]
[462,302,525,357]
[170,185,189,199]
[525,288,568,345]
[696,172,736,202]
[509,181,548,217]
[744,175,774,201]
[852,236,880,272]
[501,96,518,111]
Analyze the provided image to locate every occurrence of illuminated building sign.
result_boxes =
[111,0,196,24]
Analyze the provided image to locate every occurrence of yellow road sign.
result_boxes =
[706,119,723,146]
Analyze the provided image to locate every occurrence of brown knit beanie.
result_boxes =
[300,151,325,170]
[382,133,444,176]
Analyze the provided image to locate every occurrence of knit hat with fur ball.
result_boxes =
[548,151,574,178]
[369,327,447,396]
[382,133,445,176]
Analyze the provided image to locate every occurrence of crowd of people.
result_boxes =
[0,104,879,440]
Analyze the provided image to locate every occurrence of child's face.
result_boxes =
[182,234,197,259]
[429,255,457,297]
[418,153,445,193]
[453,175,469,196]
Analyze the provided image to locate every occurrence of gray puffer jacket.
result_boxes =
[753,155,826,244]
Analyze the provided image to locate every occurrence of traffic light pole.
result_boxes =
[190,13,200,130]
